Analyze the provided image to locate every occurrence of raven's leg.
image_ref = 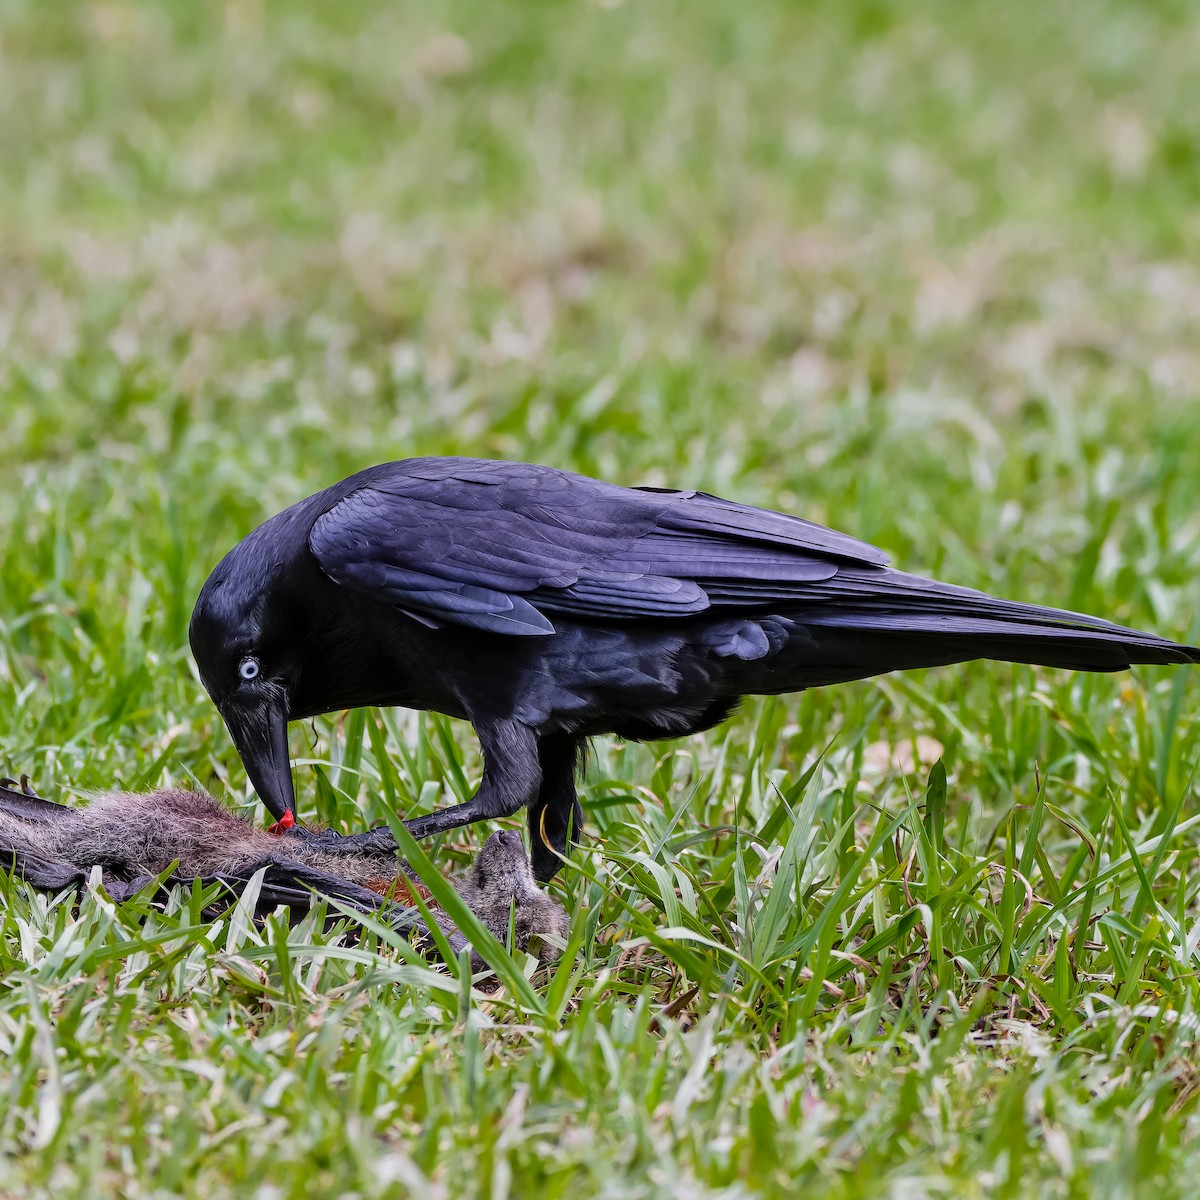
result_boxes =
[294,720,543,852]
[404,719,542,838]
[528,734,584,883]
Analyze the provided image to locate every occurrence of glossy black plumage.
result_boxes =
[189,457,1200,880]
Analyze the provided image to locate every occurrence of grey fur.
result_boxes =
[0,788,404,884]
[457,828,570,961]
[0,785,567,966]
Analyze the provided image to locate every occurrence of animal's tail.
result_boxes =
[775,568,1199,687]
[0,781,87,890]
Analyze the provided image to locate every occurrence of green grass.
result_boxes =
[3,0,1200,1194]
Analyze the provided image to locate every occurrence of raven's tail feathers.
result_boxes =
[782,568,1199,683]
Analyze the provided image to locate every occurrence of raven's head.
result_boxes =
[189,524,306,823]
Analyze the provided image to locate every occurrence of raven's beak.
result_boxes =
[221,697,296,822]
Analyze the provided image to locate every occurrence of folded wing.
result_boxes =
[308,458,888,635]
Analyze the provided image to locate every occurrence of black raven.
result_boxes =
[188,457,1199,880]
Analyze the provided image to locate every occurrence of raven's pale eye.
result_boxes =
[239,657,260,681]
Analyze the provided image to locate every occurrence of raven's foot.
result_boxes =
[530,835,566,884]
[283,824,398,856]
[402,806,482,839]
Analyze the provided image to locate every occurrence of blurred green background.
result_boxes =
[4,0,1199,792]
[3,1,1200,1196]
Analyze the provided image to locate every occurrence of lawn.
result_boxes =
[3,0,1200,1195]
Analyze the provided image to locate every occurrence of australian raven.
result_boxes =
[188,458,1199,880]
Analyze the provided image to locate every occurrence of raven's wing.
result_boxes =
[308,458,888,635]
